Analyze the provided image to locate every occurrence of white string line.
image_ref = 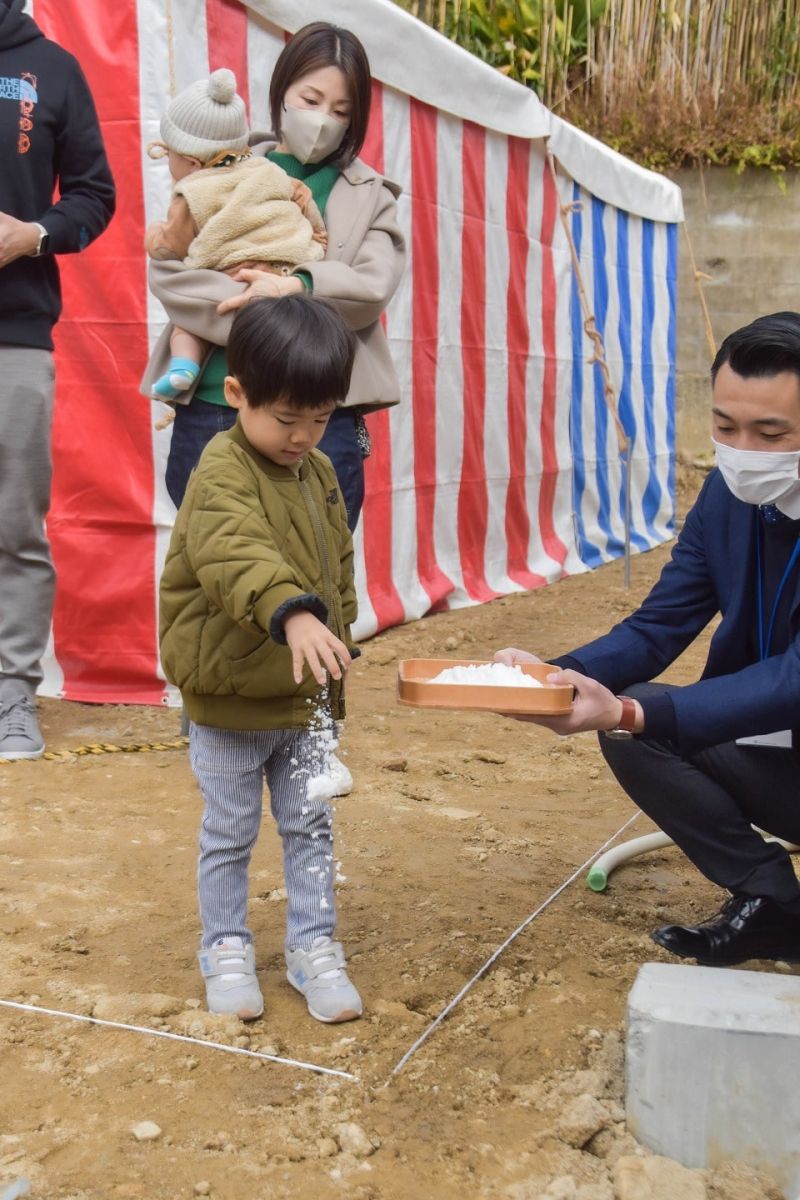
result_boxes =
[388,811,640,1079]
[0,999,357,1082]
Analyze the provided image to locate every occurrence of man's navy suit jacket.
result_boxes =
[566,470,800,754]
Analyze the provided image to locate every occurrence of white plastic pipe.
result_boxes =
[587,831,675,892]
[587,828,800,892]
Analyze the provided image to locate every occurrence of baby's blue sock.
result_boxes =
[151,356,200,401]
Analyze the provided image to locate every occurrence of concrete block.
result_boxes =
[626,963,800,1198]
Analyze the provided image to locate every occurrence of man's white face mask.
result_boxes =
[281,104,347,165]
[713,437,800,518]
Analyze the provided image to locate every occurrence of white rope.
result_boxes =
[165,0,177,98]
[387,811,640,1078]
[0,998,357,1082]
[0,815,641,1085]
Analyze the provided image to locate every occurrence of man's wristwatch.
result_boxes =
[603,695,637,740]
[30,223,49,257]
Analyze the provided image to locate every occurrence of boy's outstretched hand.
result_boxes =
[283,610,352,686]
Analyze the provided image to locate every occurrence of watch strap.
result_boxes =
[609,695,637,734]
[32,222,49,257]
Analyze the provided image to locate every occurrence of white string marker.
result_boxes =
[0,815,641,1088]
[388,811,640,1079]
[0,999,357,1082]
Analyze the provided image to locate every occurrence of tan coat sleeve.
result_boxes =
[147,258,239,347]
[298,181,405,332]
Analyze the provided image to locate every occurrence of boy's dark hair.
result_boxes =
[269,22,371,167]
[226,295,355,410]
[711,311,800,384]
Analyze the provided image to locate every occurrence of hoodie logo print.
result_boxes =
[0,73,38,154]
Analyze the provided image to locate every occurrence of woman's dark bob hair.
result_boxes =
[269,21,372,167]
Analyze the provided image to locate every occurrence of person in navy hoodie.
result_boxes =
[0,0,115,760]
[496,311,800,967]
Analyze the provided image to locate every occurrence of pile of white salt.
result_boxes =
[428,662,543,687]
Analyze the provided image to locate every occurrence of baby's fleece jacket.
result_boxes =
[146,156,325,272]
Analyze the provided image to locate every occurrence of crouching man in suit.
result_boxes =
[497,311,800,967]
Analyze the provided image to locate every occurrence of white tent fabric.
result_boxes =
[246,0,683,222]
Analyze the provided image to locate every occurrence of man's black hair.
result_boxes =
[226,295,355,410]
[711,311,800,383]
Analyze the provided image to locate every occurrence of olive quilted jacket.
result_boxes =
[159,421,356,730]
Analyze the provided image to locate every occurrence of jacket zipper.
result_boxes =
[298,473,343,707]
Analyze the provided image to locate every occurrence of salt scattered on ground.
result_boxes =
[429,662,543,687]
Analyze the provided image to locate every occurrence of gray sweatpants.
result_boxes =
[190,723,337,951]
[0,347,55,702]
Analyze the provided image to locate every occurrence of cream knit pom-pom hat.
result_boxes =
[161,68,248,162]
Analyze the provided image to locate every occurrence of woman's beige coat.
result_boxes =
[141,154,405,412]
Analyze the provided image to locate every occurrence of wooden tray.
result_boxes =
[397,658,574,716]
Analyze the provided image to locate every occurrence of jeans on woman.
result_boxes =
[317,407,364,532]
[165,398,365,531]
[165,398,237,509]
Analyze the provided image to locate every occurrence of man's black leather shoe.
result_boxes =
[651,894,800,966]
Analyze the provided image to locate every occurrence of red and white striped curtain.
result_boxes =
[29,0,679,704]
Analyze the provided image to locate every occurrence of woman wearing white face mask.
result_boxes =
[144,22,406,531]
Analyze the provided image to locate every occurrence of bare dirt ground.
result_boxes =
[0,468,789,1199]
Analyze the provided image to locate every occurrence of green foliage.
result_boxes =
[394,0,800,171]
[394,0,607,105]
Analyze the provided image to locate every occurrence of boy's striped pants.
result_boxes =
[189,724,337,951]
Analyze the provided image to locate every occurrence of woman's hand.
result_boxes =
[217,269,305,314]
[283,610,352,686]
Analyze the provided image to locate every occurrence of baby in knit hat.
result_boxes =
[145,68,326,401]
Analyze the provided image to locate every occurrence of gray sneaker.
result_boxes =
[0,696,44,760]
[286,936,362,1023]
[198,937,264,1020]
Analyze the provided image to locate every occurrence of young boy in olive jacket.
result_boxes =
[159,295,362,1024]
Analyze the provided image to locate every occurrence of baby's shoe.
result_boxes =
[198,936,264,1020]
[328,753,353,797]
[286,936,362,1023]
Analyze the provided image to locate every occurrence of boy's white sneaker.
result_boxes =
[328,753,353,796]
[286,936,362,1023]
[198,937,264,1020]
